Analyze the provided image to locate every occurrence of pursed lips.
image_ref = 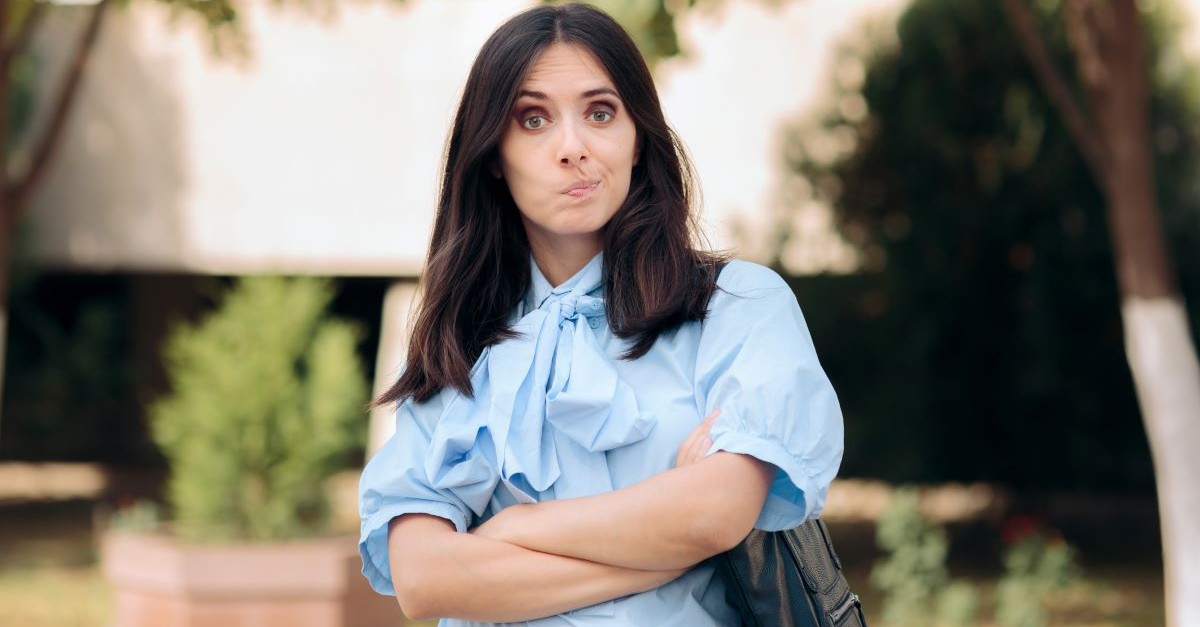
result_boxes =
[562,180,600,197]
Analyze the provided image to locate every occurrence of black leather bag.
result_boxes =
[714,518,867,627]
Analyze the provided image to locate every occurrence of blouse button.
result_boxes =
[589,319,600,329]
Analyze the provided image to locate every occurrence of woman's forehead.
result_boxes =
[518,43,617,97]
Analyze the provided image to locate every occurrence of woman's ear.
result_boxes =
[488,160,503,179]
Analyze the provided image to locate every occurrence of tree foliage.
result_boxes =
[780,0,1200,488]
[1,0,403,456]
[544,0,785,66]
[151,277,368,542]
[0,276,132,460]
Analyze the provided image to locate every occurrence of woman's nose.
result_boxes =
[557,121,588,165]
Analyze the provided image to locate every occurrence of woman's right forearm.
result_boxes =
[388,514,683,622]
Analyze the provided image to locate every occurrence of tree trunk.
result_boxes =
[1122,299,1200,626]
[1005,1,1200,622]
[0,0,110,442]
[1064,2,1200,625]
[0,0,12,443]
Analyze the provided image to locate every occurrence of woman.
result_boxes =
[358,4,843,625]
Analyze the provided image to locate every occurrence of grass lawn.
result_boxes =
[0,565,110,627]
[0,501,109,627]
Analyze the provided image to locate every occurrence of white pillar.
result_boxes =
[367,279,419,457]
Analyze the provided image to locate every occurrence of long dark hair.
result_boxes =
[378,3,724,405]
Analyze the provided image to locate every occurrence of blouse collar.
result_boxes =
[526,251,605,312]
[424,247,651,506]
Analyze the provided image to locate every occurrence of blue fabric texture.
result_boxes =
[358,254,844,626]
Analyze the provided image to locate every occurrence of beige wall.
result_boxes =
[29,0,915,276]
[29,0,528,276]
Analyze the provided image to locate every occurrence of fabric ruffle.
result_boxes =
[423,255,655,512]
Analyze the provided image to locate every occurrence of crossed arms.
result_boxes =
[386,410,776,622]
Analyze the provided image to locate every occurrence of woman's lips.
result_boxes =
[563,181,600,198]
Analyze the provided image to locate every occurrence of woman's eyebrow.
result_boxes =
[515,87,620,100]
[581,87,620,99]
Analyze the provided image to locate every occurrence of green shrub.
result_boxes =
[151,276,367,542]
[995,518,1082,627]
[871,487,952,626]
[871,492,1083,627]
[871,487,985,626]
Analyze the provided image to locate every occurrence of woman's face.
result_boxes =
[497,43,638,257]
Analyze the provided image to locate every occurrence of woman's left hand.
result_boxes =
[674,409,719,468]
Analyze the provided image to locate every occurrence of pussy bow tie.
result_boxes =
[425,258,655,512]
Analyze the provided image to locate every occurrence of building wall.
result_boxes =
[27,0,925,277]
[28,0,528,276]
[36,0,1200,277]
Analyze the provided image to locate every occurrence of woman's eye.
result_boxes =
[590,110,613,123]
[522,115,547,130]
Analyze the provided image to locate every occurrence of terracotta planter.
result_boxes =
[100,529,405,627]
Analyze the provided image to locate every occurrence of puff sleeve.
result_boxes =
[357,394,494,596]
[694,261,844,531]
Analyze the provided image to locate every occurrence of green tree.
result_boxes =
[0,0,403,441]
[553,0,692,64]
[152,276,367,541]
[781,0,1181,486]
[1002,2,1200,624]
[542,0,787,66]
[778,0,1199,621]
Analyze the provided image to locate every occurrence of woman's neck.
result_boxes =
[527,235,601,287]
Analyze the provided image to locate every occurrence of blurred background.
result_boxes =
[3,0,1198,625]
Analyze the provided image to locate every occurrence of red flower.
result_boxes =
[1000,513,1043,545]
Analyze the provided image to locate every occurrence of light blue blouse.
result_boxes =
[358,253,843,626]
